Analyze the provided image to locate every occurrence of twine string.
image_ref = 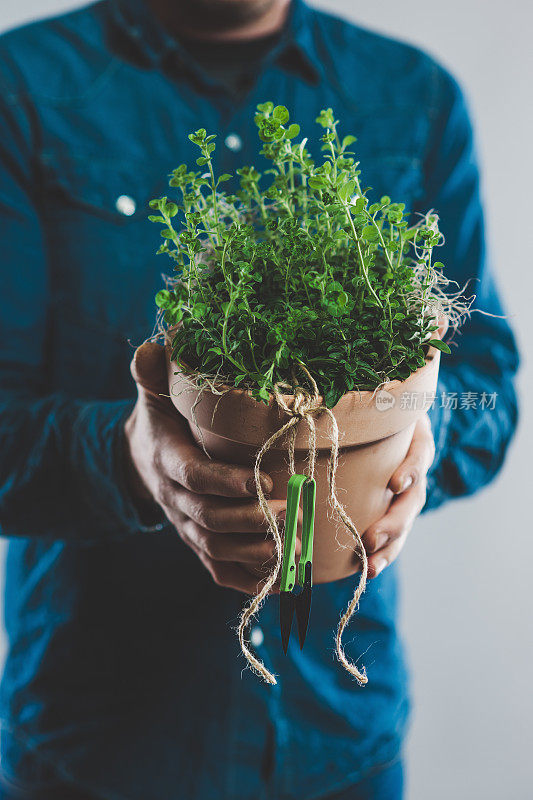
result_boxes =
[237,372,368,686]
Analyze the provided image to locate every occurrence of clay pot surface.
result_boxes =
[167,341,442,583]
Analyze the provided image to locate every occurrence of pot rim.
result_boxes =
[166,317,447,407]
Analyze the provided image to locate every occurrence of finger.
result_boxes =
[180,519,277,565]
[244,562,282,593]
[160,444,273,499]
[191,544,277,595]
[131,343,274,499]
[131,342,169,397]
[170,491,292,533]
[366,483,426,577]
[145,399,274,499]
[367,529,410,579]
[364,481,427,555]
[388,416,435,495]
[244,533,301,578]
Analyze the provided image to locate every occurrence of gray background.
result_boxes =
[0,1,531,798]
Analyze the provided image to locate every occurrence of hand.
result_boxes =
[124,342,291,594]
[362,414,435,579]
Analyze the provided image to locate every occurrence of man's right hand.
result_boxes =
[123,342,291,594]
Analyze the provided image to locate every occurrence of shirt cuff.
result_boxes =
[71,398,170,538]
[114,401,171,534]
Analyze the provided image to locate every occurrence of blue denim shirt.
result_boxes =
[0,1,519,798]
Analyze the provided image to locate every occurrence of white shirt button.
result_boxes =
[115,194,136,216]
[250,626,264,647]
[225,133,242,152]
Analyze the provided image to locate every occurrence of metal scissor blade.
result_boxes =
[295,584,312,650]
[279,592,295,655]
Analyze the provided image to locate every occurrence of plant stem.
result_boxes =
[338,197,384,310]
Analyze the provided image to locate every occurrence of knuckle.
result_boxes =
[155,477,171,506]
[408,465,421,486]
[395,526,408,541]
[202,534,223,561]
[151,447,164,475]
[180,459,205,493]
[196,504,218,531]
[211,566,227,587]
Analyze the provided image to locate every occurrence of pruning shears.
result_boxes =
[279,474,316,654]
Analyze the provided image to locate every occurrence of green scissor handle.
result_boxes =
[280,474,316,593]
[298,477,316,587]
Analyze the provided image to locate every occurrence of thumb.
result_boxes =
[130,341,169,398]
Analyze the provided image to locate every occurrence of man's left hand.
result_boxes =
[362,414,435,579]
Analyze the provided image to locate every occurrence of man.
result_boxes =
[0,0,518,798]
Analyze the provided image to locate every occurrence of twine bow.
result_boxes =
[237,367,369,686]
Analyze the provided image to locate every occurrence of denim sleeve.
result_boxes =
[0,75,164,541]
[419,67,519,511]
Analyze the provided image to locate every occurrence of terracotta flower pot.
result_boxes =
[166,335,443,584]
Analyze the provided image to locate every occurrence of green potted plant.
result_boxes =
[148,103,455,684]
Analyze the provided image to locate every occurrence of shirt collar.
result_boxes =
[109,0,322,85]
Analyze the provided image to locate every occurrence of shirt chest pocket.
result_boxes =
[39,150,167,225]
[38,152,174,394]
[39,151,171,335]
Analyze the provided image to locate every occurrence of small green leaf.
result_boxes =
[287,123,300,139]
[308,177,325,191]
[342,134,357,148]
[338,179,356,202]
[427,339,451,354]
[273,105,289,123]
[361,225,378,241]
[155,289,172,309]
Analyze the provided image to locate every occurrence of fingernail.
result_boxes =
[397,475,413,494]
[372,533,388,552]
[246,475,272,496]
[262,474,274,494]
[373,557,388,576]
